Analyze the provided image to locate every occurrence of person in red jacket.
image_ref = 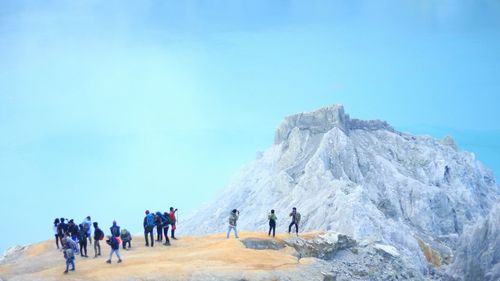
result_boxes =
[169,207,178,240]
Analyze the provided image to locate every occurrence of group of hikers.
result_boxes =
[52,207,178,274]
[227,207,301,238]
[52,206,301,274]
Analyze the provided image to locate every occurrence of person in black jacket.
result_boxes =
[77,224,88,257]
[93,222,103,258]
[57,218,68,246]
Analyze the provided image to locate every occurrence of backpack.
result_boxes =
[111,226,120,237]
[64,248,74,259]
[95,228,104,240]
[109,236,119,249]
[146,214,155,227]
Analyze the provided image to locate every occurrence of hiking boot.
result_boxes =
[117,259,122,263]
[106,260,111,264]
[70,268,75,271]
[64,271,68,274]
[163,242,171,246]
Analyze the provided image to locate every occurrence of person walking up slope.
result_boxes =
[288,207,301,235]
[62,233,77,274]
[268,210,277,237]
[144,210,155,247]
[227,209,239,239]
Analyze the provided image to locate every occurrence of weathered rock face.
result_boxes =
[183,104,499,280]
[449,202,500,281]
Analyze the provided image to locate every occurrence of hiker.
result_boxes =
[155,212,163,242]
[62,234,76,274]
[106,235,122,264]
[169,207,178,239]
[226,209,239,239]
[93,222,104,258]
[110,221,120,238]
[288,207,301,235]
[120,229,132,250]
[268,210,277,237]
[57,218,68,246]
[77,224,88,257]
[144,210,155,247]
[54,218,60,249]
[82,216,92,245]
[68,219,79,243]
[162,212,171,246]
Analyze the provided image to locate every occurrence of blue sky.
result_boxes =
[1,0,499,252]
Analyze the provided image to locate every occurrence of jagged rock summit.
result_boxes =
[184,104,499,280]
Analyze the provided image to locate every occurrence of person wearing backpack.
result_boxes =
[169,207,178,239]
[106,235,122,264]
[120,229,132,250]
[82,216,92,245]
[93,222,104,258]
[162,212,171,246]
[62,234,76,274]
[110,221,120,238]
[155,212,163,242]
[268,210,277,237]
[143,210,155,247]
[53,218,61,249]
[226,209,239,239]
[77,224,88,257]
[288,207,301,235]
[68,219,79,243]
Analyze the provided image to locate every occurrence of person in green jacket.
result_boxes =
[268,210,277,237]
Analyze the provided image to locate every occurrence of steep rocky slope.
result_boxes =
[183,105,499,280]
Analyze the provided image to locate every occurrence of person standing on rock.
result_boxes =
[63,234,76,274]
[144,210,155,247]
[162,211,171,246]
[155,211,163,242]
[169,207,178,240]
[93,222,104,257]
[105,235,122,264]
[227,209,240,239]
[268,210,277,237]
[82,216,92,245]
[77,224,88,258]
[54,218,61,249]
[288,207,301,235]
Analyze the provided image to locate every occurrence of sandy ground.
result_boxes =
[0,232,321,281]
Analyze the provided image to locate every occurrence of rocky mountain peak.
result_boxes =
[274,104,394,145]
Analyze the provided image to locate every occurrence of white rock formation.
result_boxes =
[183,104,499,279]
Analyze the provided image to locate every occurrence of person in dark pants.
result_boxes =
[144,210,155,247]
[77,224,88,257]
[169,207,178,239]
[162,212,171,246]
[155,212,163,242]
[54,218,60,249]
[57,218,68,247]
[268,210,277,237]
[288,207,301,235]
[93,222,103,257]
